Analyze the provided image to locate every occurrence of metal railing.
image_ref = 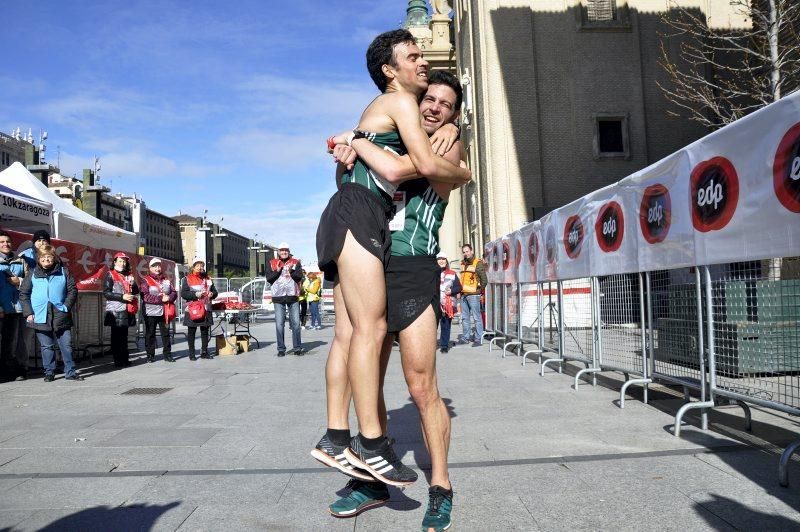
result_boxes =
[482,256,800,486]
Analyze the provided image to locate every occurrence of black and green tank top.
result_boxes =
[344,131,406,203]
[390,178,448,256]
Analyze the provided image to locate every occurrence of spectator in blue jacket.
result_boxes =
[19,244,82,382]
[0,230,30,381]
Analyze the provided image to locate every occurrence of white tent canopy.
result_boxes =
[0,181,53,232]
[0,163,137,252]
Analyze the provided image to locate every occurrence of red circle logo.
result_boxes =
[563,215,584,259]
[639,184,672,244]
[502,241,510,271]
[515,240,522,268]
[690,157,739,232]
[528,232,539,266]
[595,201,624,253]
[773,122,800,213]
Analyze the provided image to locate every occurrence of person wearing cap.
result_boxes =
[0,230,30,381]
[180,259,218,360]
[103,252,140,368]
[20,229,51,270]
[266,243,303,357]
[437,252,461,353]
[141,257,177,363]
[19,244,82,381]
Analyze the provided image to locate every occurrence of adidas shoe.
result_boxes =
[344,434,418,487]
[421,485,453,531]
[329,478,389,518]
[310,434,374,481]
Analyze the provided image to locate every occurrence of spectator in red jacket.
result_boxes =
[266,243,303,357]
[141,257,178,363]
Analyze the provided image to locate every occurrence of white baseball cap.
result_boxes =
[278,242,290,250]
[436,252,447,259]
[149,257,162,267]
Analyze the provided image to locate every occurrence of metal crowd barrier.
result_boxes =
[482,256,800,486]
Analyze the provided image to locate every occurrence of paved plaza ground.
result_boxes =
[0,317,799,531]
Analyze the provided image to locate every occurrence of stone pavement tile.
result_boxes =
[0,414,105,431]
[0,476,156,510]
[0,510,36,531]
[114,445,253,471]
[0,449,28,468]
[0,477,30,492]
[0,448,119,474]
[99,428,218,448]
[687,490,800,530]
[0,429,124,449]
[8,502,194,532]
[561,453,800,528]
[125,472,292,505]
[175,500,353,531]
[56,394,160,414]
[90,414,198,430]
[0,431,27,445]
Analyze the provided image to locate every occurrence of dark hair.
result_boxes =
[0,230,10,240]
[428,70,463,111]
[366,29,416,93]
[462,243,473,251]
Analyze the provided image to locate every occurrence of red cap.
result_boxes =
[113,252,129,260]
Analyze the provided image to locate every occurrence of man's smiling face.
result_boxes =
[420,83,458,135]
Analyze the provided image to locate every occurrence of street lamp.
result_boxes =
[211,216,227,277]
[248,233,262,278]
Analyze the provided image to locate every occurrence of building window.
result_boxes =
[577,0,630,30]
[587,0,616,21]
[593,114,630,159]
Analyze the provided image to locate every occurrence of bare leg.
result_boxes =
[399,306,451,490]
[337,231,388,438]
[326,281,353,430]
[377,334,394,435]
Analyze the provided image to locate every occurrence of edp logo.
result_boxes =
[595,201,624,253]
[528,232,539,266]
[546,226,557,264]
[639,184,672,244]
[563,215,584,259]
[773,122,800,213]
[690,157,739,232]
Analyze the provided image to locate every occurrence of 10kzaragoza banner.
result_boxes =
[488,90,800,283]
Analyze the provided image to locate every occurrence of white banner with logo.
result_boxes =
[485,90,800,282]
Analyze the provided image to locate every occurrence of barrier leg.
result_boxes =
[540,357,564,376]
[502,340,521,358]
[489,335,505,352]
[521,347,541,366]
[779,439,800,487]
[674,400,714,437]
[574,367,601,390]
[619,378,652,409]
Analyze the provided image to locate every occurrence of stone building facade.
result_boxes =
[451,0,746,250]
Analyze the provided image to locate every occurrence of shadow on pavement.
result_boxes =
[24,502,182,532]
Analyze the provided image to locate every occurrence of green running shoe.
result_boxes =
[329,478,390,518]
[421,485,453,531]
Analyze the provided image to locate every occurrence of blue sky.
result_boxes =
[0,0,412,263]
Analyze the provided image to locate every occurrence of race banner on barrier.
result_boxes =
[488,90,800,281]
[2,228,177,292]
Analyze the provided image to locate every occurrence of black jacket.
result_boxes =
[19,264,77,333]
[103,271,140,328]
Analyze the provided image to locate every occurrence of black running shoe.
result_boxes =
[310,434,374,481]
[344,435,418,487]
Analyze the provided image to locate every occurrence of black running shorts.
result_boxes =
[316,183,394,280]
[385,255,441,334]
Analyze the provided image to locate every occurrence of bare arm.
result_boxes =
[382,94,471,184]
